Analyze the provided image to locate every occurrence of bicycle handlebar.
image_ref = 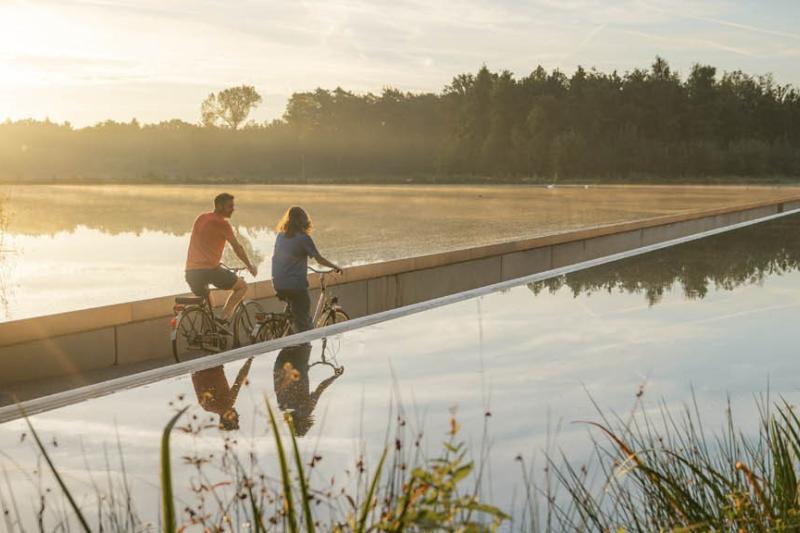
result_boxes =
[223,263,336,275]
[308,266,340,274]
[220,263,248,273]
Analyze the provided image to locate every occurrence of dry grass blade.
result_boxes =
[286,417,315,533]
[20,407,92,533]
[161,406,188,533]
[356,447,387,533]
[265,395,298,533]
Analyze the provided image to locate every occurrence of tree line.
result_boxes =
[2,57,799,183]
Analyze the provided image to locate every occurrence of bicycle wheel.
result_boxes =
[318,308,350,328]
[255,316,289,342]
[172,307,214,362]
[233,300,265,348]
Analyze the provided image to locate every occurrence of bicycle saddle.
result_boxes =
[175,296,204,305]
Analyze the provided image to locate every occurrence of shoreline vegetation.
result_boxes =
[10,391,800,531]
[2,174,800,186]
[2,57,799,185]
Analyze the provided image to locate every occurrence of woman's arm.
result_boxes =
[304,234,342,273]
[313,253,342,273]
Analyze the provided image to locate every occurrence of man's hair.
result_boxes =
[214,193,234,210]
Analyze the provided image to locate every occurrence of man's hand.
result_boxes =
[248,264,258,277]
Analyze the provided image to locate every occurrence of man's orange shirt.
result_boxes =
[192,366,232,414]
[185,212,235,270]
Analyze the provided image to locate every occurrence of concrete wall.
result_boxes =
[2,197,799,387]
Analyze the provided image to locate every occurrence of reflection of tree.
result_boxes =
[0,193,10,316]
[222,227,265,268]
[528,215,800,305]
[3,186,280,236]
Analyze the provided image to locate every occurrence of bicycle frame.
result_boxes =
[171,264,253,357]
[311,271,339,326]
[252,268,344,340]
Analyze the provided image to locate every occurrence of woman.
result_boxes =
[272,206,341,332]
[273,343,343,436]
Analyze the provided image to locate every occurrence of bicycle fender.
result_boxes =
[170,311,184,342]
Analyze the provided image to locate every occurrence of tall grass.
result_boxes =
[11,393,800,531]
[550,395,800,531]
[8,399,508,532]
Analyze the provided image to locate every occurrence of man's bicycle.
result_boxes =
[252,266,349,342]
[171,265,263,362]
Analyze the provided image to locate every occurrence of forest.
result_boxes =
[1,57,799,183]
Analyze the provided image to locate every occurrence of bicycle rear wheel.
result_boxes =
[318,308,350,328]
[255,316,289,342]
[233,300,265,347]
[172,307,213,362]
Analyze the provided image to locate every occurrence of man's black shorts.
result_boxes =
[185,267,238,297]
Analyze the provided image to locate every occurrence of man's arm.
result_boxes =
[224,224,258,276]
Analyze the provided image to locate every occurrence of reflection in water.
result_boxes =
[9,184,793,238]
[191,358,253,431]
[0,192,10,315]
[529,215,800,305]
[190,340,345,435]
[5,214,800,526]
[222,227,264,268]
[274,341,344,436]
[3,183,800,321]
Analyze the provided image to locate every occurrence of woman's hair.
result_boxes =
[276,206,313,236]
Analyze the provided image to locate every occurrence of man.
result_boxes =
[192,358,253,431]
[185,193,258,330]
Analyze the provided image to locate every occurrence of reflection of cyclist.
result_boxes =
[192,358,253,431]
[185,193,258,327]
[272,206,340,333]
[273,344,342,436]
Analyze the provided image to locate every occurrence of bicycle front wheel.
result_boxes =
[172,307,213,362]
[233,300,265,348]
[318,308,350,328]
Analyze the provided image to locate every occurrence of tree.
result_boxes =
[201,85,262,129]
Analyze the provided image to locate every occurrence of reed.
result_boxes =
[13,391,800,531]
[550,395,800,531]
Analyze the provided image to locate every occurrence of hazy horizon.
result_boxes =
[1,0,800,127]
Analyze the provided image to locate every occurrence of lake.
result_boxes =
[1,183,797,321]
[2,209,799,528]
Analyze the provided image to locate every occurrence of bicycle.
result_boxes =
[252,266,349,342]
[311,337,344,376]
[171,265,264,362]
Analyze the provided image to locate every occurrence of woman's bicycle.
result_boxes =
[171,265,263,362]
[252,266,349,342]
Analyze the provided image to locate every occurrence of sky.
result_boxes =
[1,0,799,127]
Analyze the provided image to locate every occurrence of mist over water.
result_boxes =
[0,183,797,321]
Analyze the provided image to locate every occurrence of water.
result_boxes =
[2,212,800,527]
[1,183,797,321]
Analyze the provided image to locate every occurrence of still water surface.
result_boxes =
[1,213,799,526]
[0,183,797,321]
